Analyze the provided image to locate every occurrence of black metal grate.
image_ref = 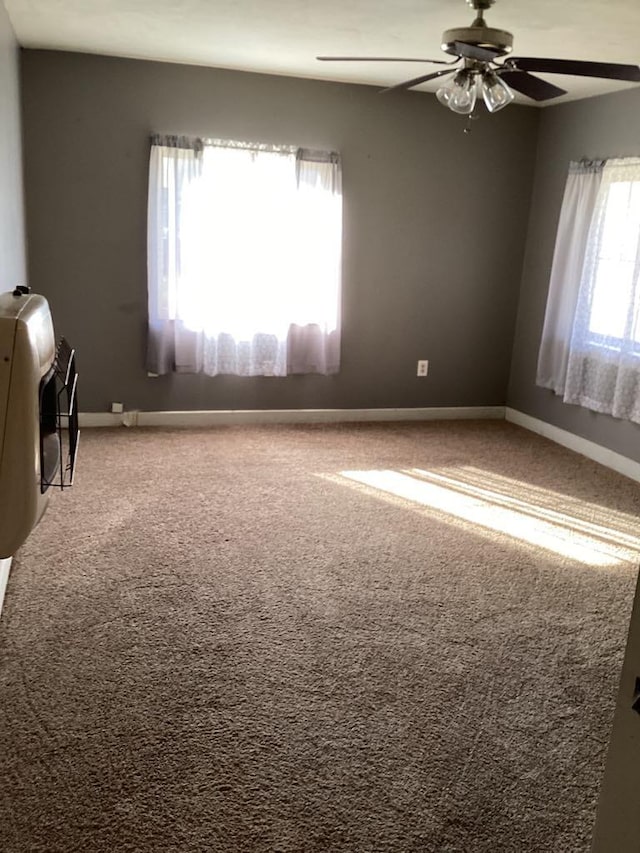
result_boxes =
[40,338,79,492]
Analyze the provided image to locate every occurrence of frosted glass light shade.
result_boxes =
[436,86,453,108]
[436,72,477,115]
[482,72,515,113]
[448,71,477,114]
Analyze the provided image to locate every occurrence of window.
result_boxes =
[586,179,640,351]
[147,136,342,377]
[537,157,640,425]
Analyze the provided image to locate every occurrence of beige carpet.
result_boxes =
[1,421,639,852]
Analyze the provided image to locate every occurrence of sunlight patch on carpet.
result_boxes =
[333,467,640,568]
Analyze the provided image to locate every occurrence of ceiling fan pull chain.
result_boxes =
[463,112,481,134]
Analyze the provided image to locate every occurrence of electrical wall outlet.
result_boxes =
[111,402,124,414]
[417,360,429,377]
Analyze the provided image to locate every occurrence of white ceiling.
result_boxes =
[5,0,640,105]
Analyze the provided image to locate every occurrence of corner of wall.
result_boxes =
[0,1,27,288]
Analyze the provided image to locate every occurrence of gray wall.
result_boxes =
[508,87,640,464]
[0,3,26,290]
[21,50,538,413]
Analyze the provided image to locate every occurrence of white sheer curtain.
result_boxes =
[147,136,342,376]
[536,160,604,392]
[147,136,203,373]
[537,157,640,425]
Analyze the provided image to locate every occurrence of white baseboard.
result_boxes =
[79,406,505,428]
[0,557,12,619]
[78,405,639,483]
[505,407,640,485]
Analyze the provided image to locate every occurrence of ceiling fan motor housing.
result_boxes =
[442,26,513,57]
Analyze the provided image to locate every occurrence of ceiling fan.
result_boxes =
[317,0,640,115]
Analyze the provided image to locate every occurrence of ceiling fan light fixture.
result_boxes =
[481,70,515,112]
[437,70,477,115]
[316,0,640,119]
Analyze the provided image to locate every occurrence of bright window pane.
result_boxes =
[588,179,640,344]
[588,259,633,339]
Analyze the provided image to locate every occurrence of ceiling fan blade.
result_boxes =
[510,57,640,82]
[452,41,502,63]
[498,69,566,101]
[380,67,458,94]
[316,56,453,65]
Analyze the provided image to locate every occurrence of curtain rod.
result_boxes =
[576,157,606,167]
[150,134,339,162]
[569,157,606,174]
